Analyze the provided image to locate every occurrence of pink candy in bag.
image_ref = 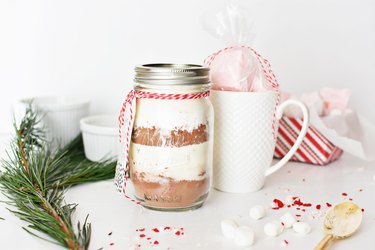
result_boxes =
[202,4,275,92]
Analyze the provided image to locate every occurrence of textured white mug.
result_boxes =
[210,90,309,193]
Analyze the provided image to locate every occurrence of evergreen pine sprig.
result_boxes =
[0,104,116,250]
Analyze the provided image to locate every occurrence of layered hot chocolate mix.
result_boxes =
[130,123,210,209]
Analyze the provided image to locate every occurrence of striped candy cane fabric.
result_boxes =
[274,117,343,165]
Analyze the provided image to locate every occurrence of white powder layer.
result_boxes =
[134,98,212,132]
[130,141,211,182]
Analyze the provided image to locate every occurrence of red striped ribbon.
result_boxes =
[115,90,210,204]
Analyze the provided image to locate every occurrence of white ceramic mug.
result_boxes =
[210,90,309,193]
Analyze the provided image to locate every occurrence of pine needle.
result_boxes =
[0,103,116,250]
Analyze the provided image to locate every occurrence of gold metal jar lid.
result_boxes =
[134,63,210,86]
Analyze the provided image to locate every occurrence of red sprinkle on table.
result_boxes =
[273,199,285,209]
[175,231,181,236]
[326,202,332,207]
[284,240,289,245]
[349,198,353,201]
[362,208,364,212]
[316,204,321,210]
[109,243,114,246]
[137,228,145,232]
[146,237,151,240]
[164,226,171,231]
[296,214,301,217]
[153,240,159,245]
[342,193,348,196]
[139,234,146,238]
[152,228,160,233]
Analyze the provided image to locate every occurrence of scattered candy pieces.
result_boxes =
[281,239,289,247]
[272,199,285,210]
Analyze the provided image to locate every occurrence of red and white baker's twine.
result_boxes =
[115,90,210,204]
[204,45,280,139]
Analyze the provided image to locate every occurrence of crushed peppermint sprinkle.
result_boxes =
[362,208,365,212]
[281,239,289,247]
[134,226,185,247]
[273,199,285,209]
[296,214,301,217]
[326,202,332,207]
[316,204,321,210]
[342,193,348,196]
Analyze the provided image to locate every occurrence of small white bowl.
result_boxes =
[15,96,90,149]
[80,115,118,162]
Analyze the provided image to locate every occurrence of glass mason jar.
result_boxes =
[129,63,213,211]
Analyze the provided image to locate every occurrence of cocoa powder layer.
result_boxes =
[131,124,208,147]
[131,172,209,209]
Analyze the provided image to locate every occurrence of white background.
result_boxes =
[0,1,375,249]
[1,0,375,136]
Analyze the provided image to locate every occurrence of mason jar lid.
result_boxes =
[134,63,210,86]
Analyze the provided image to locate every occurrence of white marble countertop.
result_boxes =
[1,134,374,250]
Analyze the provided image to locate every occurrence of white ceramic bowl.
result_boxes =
[80,115,118,162]
[16,96,90,149]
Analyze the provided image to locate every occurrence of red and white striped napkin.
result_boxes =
[274,88,375,165]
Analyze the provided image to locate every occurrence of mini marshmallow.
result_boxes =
[221,219,238,239]
[280,212,296,229]
[233,226,255,246]
[249,205,266,220]
[293,222,311,235]
[264,221,284,237]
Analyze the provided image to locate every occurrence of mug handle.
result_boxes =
[265,99,310,176]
